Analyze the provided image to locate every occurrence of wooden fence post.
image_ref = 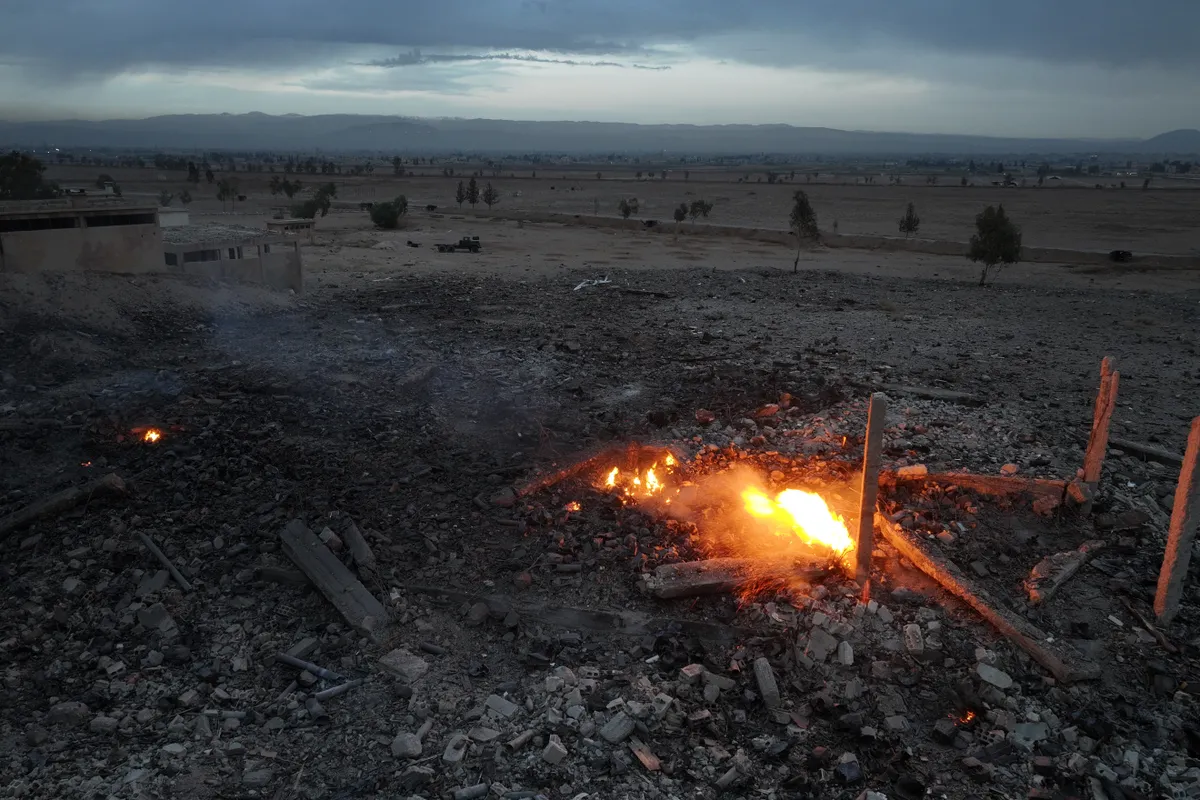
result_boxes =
[1082,357,1119,513]
[856,393,888,592]
[1154,417,1200,624]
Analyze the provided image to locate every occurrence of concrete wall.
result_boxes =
[473,209,1200,270]
[0,215,164,274]
[172,241,302,293]
[159,209,190,228]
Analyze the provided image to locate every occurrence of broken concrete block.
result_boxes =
[753,657,781,709]
[599,712,636,744]
[379,649,429,683]
[976,663,1013,690]
[542,735,568,765]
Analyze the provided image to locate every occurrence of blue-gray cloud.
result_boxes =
[361,49,669,70]
[2,0,1197,82]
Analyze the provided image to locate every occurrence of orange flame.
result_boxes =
[741,488,853,556]
[598,455,679,501]
[143,429,162,443]
[955,710,976,725]
[564,501,581,512]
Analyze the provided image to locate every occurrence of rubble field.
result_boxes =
[2,253,1200,800]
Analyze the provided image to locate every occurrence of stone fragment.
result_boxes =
[137,603,177,635]
[47,700,89,728]
[837,641,854,666]
[485,694,519,718]
[542,735,568,765]
[753,657,781,709]
[884,715,910,732]
[465,602,489,626]
[507,729,534,750]
[137,569,170,597]
[62,577,83,596]
[976,663,1013,690]
[903,624,924,655]
[679,663,705,684]
[89,715,119,734]
[379,649,429,683]
[468,727,500,743]
[716,767,739,789]
[194,715,212,740]
[242,769,274,788]
[162,743,186,756]
[807,628,839,662]
[392,733,422,758]
[442,734,469,764]
[1011,721,1050,749]
[600,712,636,744]
[932,718,957,744]
[453,785,489,800]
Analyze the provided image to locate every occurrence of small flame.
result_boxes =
[564,501,581,512]
[143,429,162,444]
[741,488,854,555]
[664,453,677,467]
[605,467,619,488]
[81,461,92,467]
[955,710,976,725]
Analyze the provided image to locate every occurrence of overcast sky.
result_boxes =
[0,0,1196,137]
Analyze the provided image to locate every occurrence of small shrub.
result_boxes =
[968,204,1022,286]
[370,195,409,229]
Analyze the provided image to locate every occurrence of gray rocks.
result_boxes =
[542,735,568,764]
[391,733,422,758]
[484,694,519,718]
[753,657,781,709]
[807,628,839,662]
[137,603,177,635]
[903,624,924,655]
[242,769,274,788]
[89,715,119,734]
[599,711,636,744]
[47,701,90,728]
[976,663,1014,690]
[379,649,429,683]
[443,734,469,764]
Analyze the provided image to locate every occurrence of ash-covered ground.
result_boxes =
[2,258,1200,800]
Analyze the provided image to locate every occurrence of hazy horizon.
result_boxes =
[1,1,1197,139]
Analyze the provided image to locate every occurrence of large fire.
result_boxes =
[741,488,854,556]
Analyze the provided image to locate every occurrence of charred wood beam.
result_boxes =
[640,556,833,600]
[0,472,127,542]
[876,510,1099,683]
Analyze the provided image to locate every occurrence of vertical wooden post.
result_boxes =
[1082,357,1119,513]
[1154,417,1200,624]
[856,393,888,591]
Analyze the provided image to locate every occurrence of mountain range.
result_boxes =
[1,113,1197,156]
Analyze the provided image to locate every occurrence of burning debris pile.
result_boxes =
[2,349,1199,800]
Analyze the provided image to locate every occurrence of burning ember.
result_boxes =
[741,488,854,557]
[564,501,582,512]
[600,453,678,500]
[142,428,162,444]
[955,710,977,725]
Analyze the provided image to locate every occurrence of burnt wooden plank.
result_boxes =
[279,519,390,639]
[876,511,1099,683]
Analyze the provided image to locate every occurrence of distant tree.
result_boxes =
[1143,178,1151,190]
[1037,175,1045,186]
[455,180,466,207]
[618,199,633,219]
[688,198,712,223]
[898,202,920,238]
[157,190,174,207]
[187,161,201,184]
[673,202,687,227]
[482,182,500,209]
[0,151,59,200]
[968,160,976,173]
[684,170,690,182]
[661,170,667,180]
[179,189,192,205]
[215,177,240,210]
[95,173,115,189]
[307,182,337,217]
[968,204,1022,286]
[596,171,602,180]
[269,177,302,198]
[205,168,215,184]
[291,200,320,219]
[788,189,819,273]
[370,195,409,229]
[467,177,480,208]
[636,171,643,179]
[392,156,403,175]
[961,176,969,187]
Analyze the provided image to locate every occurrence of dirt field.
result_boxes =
[46,163,1200,256]
[3,175,1200,798]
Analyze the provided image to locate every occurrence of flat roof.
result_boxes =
[162,222,290,251]
[0,202,158,219]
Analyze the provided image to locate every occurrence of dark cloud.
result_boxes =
[0,0,1196,81]
[362,49,668,70]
